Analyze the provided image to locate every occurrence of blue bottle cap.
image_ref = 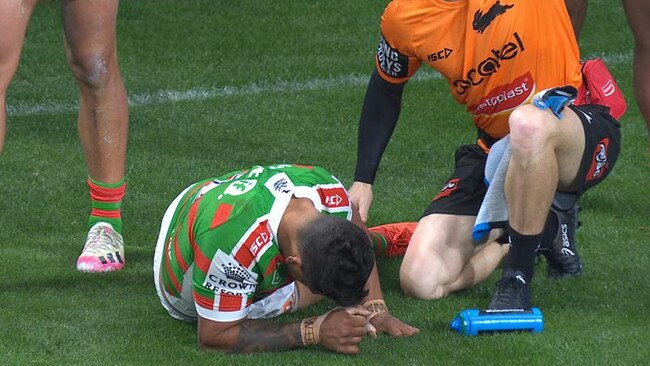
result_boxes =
[449,317,462,332]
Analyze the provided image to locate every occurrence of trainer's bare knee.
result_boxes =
[509,104,556,156]
[400,255,447,300]
[509,105,553,147]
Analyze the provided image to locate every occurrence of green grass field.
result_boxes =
[1,0,649,364]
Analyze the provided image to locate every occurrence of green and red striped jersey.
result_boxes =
[160,164,352,322]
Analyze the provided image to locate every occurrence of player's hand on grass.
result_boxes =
[349,182,373,224]
[367,312,419,337]
[319,308,370,354]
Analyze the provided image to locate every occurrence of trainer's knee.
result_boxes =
[400,254,448,300]
[508,104,556,155]
[67,49,117,90]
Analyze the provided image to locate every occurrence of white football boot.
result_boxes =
[76,222,125,272]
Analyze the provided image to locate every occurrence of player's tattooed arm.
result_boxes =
[197,316,303,353]
[198,310,368,354]
[231,320,303,353]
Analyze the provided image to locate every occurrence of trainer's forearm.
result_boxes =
[354,70,405,184]
[200,319,303,353]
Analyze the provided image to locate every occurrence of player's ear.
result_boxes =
[285,255,303,268]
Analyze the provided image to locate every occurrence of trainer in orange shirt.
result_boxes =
[352,0,622,309]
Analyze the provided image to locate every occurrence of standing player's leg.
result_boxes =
[622,0,650,155]
[0,0,39,153]
[564,0,588,39]
[61,0,129,272]
[568,0,650,154]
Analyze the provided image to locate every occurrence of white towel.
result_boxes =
[472,136,511,242]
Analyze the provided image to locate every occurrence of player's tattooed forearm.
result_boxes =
[231,320,303,353]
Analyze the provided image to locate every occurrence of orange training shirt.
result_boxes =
[375,0,582,141]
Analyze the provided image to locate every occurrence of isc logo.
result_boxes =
[427,48,453,62]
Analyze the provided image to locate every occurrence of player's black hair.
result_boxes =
[298,215,374,307]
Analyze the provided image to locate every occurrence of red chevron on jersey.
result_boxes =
[187,197,203,253]
[263,255,283,276]
[210,203,233,229]
[164,246,182,294]
[194,243,213,274]
[172,232,189,272]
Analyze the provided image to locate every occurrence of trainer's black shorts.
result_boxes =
[569,104,621,197]
[421,104,621,218]
[421,144,488,218]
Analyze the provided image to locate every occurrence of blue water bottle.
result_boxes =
[449,308,544,336]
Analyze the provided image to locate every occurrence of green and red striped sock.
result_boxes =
[88,178,126,234]
[369,231,389,257]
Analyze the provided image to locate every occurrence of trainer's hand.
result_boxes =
[368,312,419,337]
[319,308,369,355]
[348,182,373,224]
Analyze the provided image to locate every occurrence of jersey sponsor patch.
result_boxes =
[453,32,525,95]
[317,186,350,209]
[468,71,534,115]
[427,48,453,63]
[233,219,274,268]
[265,172,295,197]
[377,36,409,79]
[203,250,257,296]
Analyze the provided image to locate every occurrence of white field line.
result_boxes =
[7,51,632,117]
